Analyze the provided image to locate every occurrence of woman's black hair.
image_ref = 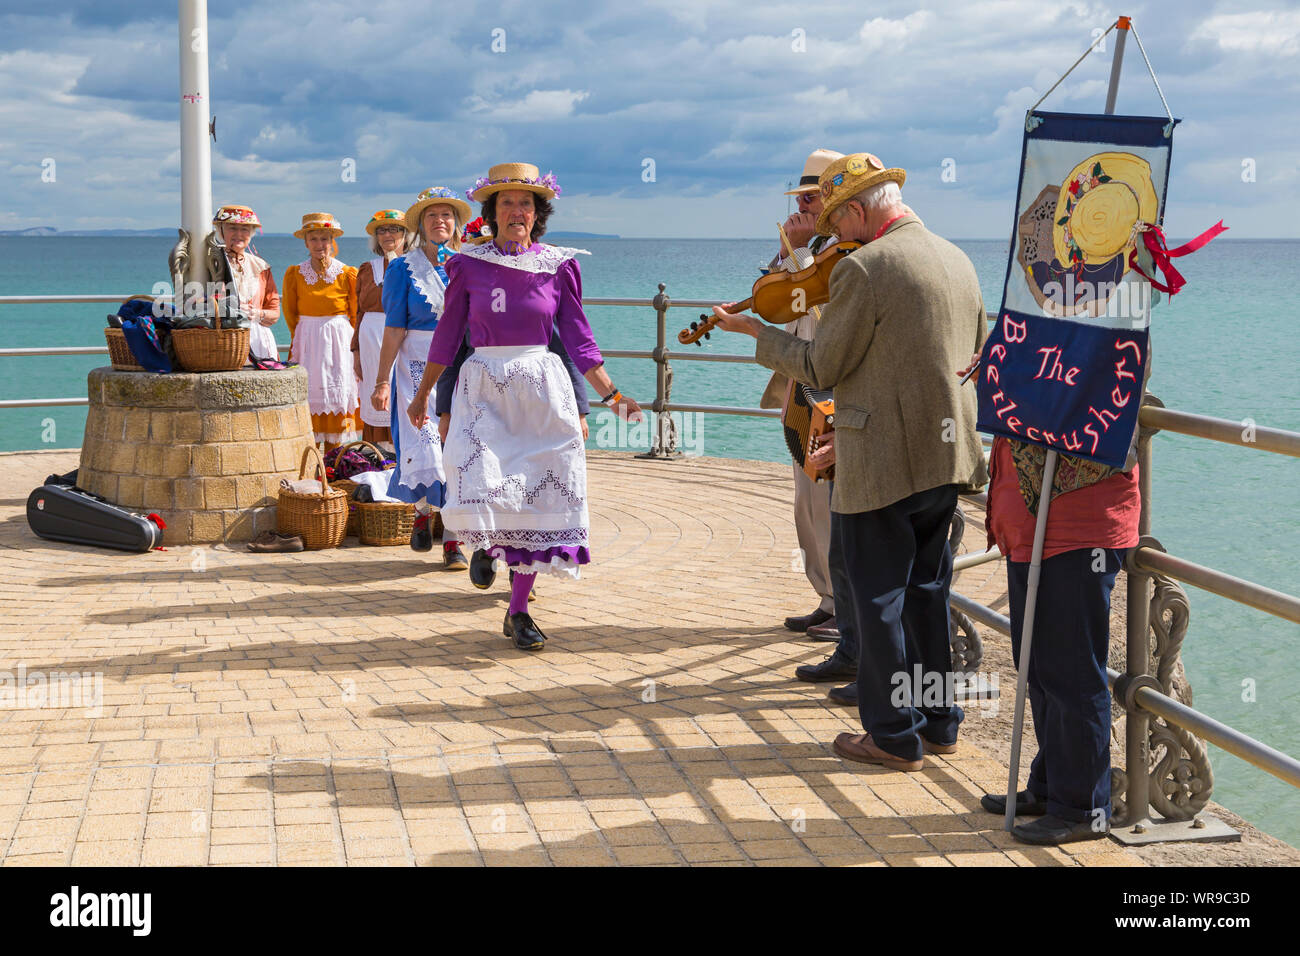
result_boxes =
[481,191,552,244]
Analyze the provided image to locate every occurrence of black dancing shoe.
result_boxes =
[784,608,833,633]
[410,513,434,552]
[1012,813,1109,846]
[470,548,498,589]
[442,546,467,571]
[794,650,858,683]
[827,682,857,706]
[503,611,546,651]
[980,790,1048,817]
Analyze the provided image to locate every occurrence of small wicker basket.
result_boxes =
[104,328,143,371]
[171,326,250,372]
[357,500,417,547]
[276,445,348,550]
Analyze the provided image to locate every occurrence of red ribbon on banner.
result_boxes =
[1128,220,1229,295]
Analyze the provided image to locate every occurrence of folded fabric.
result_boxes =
[280,478,324,494]
[349,469,399,502]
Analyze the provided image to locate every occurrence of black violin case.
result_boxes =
[26,470,163,553]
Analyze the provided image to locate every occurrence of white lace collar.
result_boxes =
[456,241,590,275]
[403,248,445,310]
[299,257,344,285]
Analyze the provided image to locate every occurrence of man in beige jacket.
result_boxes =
[762,148,842,637]
[715,152,988,772]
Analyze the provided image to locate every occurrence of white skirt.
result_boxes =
[290,314,358,416]
[441,345,589,578]
[357,311,388,427]
[386,328,445,504]
[249,321,279,362]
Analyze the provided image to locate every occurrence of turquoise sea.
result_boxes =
[1,235,1297,845]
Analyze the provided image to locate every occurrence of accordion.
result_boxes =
[781,379,835,482]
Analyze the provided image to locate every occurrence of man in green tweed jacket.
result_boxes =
[714,152,988,771]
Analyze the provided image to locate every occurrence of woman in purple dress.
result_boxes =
[409,162,642,651]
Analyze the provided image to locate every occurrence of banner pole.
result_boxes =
[1003,14,1130,833]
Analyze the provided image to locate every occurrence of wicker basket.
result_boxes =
[276,446,348,550]
[357,500,417,547]
[329,439,394,477]
[171,326,250,372]
[332,479,360,537]
[104,328,143,371]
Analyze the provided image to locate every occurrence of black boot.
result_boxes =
[503,611,546,651]
[794,650,858,683]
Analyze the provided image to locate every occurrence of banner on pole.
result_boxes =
[977,111,1177,468]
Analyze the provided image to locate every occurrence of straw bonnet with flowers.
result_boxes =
[213,204,262,230]
[406,160,641,652]
[814,153,907,236]
[405,187,472,235]
[365,209,408,236]
[293,212,344,239]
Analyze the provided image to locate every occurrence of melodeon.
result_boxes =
[781,379,835,482]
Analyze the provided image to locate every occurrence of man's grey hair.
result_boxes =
[848,180,904,215]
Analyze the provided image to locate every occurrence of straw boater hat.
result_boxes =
[404,186,473,233]
[467,162,561,203]
[365,209,407,236]
[814,152,908,236]
[212,204,261,230]
[1051,152,1158,270]
[784,148,844,196]
[293,212,343,238]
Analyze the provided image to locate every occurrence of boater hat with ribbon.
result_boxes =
[213,204,262,230]
[1052,152,1159,272]
[404,186,473,234]
[365,208,407,236]
[784,148,844,195]
[814,152,908,236]
[467,162,561,202]
[293,212,344,238]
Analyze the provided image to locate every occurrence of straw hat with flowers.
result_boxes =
[364,209,406,236]
[405,187,472,234]
[213,204,262,230]
[467,163,562,203]
[814,153,908,236]
[293,212,344,238]
[1051,152,1158,270]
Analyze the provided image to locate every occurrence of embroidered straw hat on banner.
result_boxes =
[814,152,908,236]
[293,212,344,238]
[365,209,408,236]
[213,204,261,230]
[1051,151,1158,269]
[784,148,844,195]
[467,162,561,203]
[404,187,473,234]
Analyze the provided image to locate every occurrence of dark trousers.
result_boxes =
[826,481,859,665]
[834,484,962,762]
[1007,547,1122,823]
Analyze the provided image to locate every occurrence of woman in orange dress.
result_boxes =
[282,213,360,449]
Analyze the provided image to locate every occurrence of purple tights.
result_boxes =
[509,571,536,616]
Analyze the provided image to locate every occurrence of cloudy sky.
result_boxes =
[1,0,1296,238]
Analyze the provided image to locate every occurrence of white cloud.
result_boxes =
[1193,11,1300,57]
[466,89,591,122]
[860,11,935,52]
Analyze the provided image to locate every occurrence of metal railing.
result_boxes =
[4,288,1300,840]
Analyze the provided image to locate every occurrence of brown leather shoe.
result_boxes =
[247,531,304,553]
[806,618,840,642]
[922,737,958,755]
[833,732,923,772]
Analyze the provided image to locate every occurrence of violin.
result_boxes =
[678,239,863,345]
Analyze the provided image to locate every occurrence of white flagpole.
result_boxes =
[1003,15,1130,833]
[178,0,213,296]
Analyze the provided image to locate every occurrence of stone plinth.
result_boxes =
[78,367,316,545]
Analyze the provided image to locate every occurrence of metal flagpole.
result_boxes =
[178,0,214,303]
[1003,15,1131,833]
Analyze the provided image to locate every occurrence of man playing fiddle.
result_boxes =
[714,153,988,772]
[761,149,843,647]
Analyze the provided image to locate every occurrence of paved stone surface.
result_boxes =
[0,448,1141,867]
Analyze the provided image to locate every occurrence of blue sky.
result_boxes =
[0,1,1296,238]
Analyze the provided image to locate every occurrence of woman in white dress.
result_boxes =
[351,209,412,447]
[212,204,280,361]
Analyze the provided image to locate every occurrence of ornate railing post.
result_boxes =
[639,283,680,459]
